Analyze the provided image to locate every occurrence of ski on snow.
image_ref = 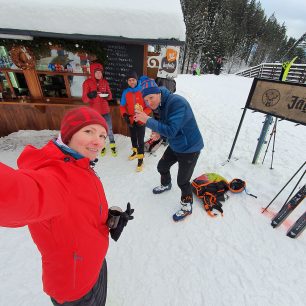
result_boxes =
[271,185,305,228]
[287,211,306,238]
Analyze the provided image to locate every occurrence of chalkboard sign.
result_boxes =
[103,43,144,100]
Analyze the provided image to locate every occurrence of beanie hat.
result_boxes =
[140,76,161,98]
[60,107,108,144]
[127,70,138,80]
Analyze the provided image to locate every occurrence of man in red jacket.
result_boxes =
[82,62,117,157]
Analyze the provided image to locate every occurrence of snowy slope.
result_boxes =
[0,74,305,306]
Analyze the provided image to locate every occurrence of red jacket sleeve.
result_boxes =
[0,163,67,227]
[82,79,92,104]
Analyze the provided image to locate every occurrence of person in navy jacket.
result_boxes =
[134,77,204,221]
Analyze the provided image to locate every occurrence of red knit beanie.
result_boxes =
[60,107,108,144]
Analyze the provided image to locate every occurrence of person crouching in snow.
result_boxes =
[82,62,117,157]
[0,106,134,305]
[120,71,151,172]
[134,77,204,222]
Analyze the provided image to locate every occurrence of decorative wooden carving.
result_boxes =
[10,45,36,70]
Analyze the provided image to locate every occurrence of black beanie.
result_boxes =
[127,70,138,80]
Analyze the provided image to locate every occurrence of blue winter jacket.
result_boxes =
[146,87,204,153]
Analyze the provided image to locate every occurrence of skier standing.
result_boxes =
[134,77,204,221]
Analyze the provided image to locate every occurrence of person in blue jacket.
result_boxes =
[134,77,204,221]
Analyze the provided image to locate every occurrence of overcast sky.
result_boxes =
[259,0,305,39]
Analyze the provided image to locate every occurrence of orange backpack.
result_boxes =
[191,173,247,217]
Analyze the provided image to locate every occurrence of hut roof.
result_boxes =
[0,0,185,45]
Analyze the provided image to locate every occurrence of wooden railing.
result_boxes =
[236,63,306,83]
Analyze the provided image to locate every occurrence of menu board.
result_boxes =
[103,43,144,100]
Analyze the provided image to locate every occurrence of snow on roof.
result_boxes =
[0,0,186,44]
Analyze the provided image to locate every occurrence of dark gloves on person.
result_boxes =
[123,113,131,124]
[87,91,98,99]
[133,121,143,127]
[109,203,134,242]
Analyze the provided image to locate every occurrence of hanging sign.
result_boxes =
[157,46,180,78]
[246,78,306,125]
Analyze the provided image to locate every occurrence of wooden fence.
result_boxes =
[236,63,306,83]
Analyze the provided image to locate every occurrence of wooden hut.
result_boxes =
[0,0,185,137]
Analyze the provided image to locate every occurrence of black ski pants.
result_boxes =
[129,124,146,155]
[51,260,107,306]
[157,146,200,199]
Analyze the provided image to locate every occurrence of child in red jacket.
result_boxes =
[82,62,117,157]
[120,71,151,171]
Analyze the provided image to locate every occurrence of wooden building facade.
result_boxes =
[0,1,185,137]
[0,43,149,137]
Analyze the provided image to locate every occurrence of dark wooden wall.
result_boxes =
[0,103,129,138]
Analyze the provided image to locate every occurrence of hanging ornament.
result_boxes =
[9,45,36,69]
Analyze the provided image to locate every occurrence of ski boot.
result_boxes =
[152,182,172,194]
[173,196,193,222]
[136,154,144,172]
[129,147,138,160]
[110,143,117,157]
[101,147,106,157]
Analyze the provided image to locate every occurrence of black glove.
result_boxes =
[109,203,134,242]
[123,113,131,124]
[133,121,143,127]
[87,91,97,99]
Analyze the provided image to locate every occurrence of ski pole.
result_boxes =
[270,118,277,169]
[283,170,305,205]
[262,118,276,165]
[262,161,306,213]
[227,107,248,161]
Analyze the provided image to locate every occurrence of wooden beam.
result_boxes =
[23,69,43,100]
[63,75,72,98]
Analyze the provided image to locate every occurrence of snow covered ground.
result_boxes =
[0,74,305,306]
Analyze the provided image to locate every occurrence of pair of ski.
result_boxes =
[144,138,163,153]
[144,137,167,156]
[271,185,306,238]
